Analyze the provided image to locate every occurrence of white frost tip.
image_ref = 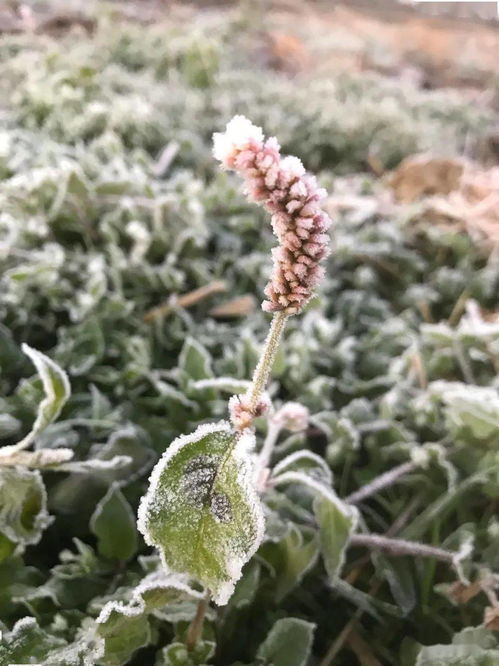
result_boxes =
[213,115,264,166]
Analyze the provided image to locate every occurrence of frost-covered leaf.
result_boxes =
[259,524,319,601]
[272,450,333,486]
[52,455,132,474]
[138,421,264,605]
[0,344,70,457]
[257,617,315,666]
[179,337,214,383]
[415,626,499,665]
[0,447,74,469]
[96,572,201,665]
[0,616,66,662]
[0,467,51,547]
[90,484,138,561]
[441,384,499,444]
[43,619,104,666]
[272,471,358,583]
[157,639,216,666]
[191,377,251,394]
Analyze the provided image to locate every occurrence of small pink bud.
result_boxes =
[272,402,309,432]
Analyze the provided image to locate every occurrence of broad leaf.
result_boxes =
[257,617,315,666]
[0,467,51,547]
[272,471,358,583]
[0,344,70,457]
[138,421,264,604]
[0,616,66,662]
[90,484,138,561]
[96,572,201,665]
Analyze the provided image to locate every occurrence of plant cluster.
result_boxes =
[0,9,498,666]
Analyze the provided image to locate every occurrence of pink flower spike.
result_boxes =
[213,116,331,314]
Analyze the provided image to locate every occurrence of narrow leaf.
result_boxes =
[272,471,358,583]
[90,484,138,561]
[0,344,70,457]
[272,450,333,486]
[259,524,319,601]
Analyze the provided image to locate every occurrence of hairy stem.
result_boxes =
[350,534,456,563]
[186,595,209,651]
[247,311,288,411]
[345,461,417,504]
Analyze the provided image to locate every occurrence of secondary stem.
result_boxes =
[186,595,209,651]
[345,461,417,504]
[258,421,282,469]
[247,311,288,412]
[350,534,456,563]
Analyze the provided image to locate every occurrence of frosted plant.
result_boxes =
[138,116,356,625]
[138,117,473,656]
[214,116,332,432]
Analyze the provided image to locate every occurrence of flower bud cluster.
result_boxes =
[213,116,331,314]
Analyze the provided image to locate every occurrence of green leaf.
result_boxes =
[272,450,333,486]
[272,471,358,583]
[0,467,51,547]
[158,639,216,666]
[0,344,70,457]
[259,524,319,601]
[416,644,499,665]
[443,384,499,444]
[0,616,66,662]
[96,573,201,665]
[37,619,105,666]
[0,532,15,563]
[138,421,264,605]
[413,627,499,666]
[257,617,315,666]
[90,484,138,561]
[372,553,416,615]
[179,337,214,383]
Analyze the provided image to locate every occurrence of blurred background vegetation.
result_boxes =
[0,2,498,665]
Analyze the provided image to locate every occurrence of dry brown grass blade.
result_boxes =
[144,281,227,322]
[209,295,257,318]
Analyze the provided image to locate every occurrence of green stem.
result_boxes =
[259,421,282,469]
[247,311,288,412]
